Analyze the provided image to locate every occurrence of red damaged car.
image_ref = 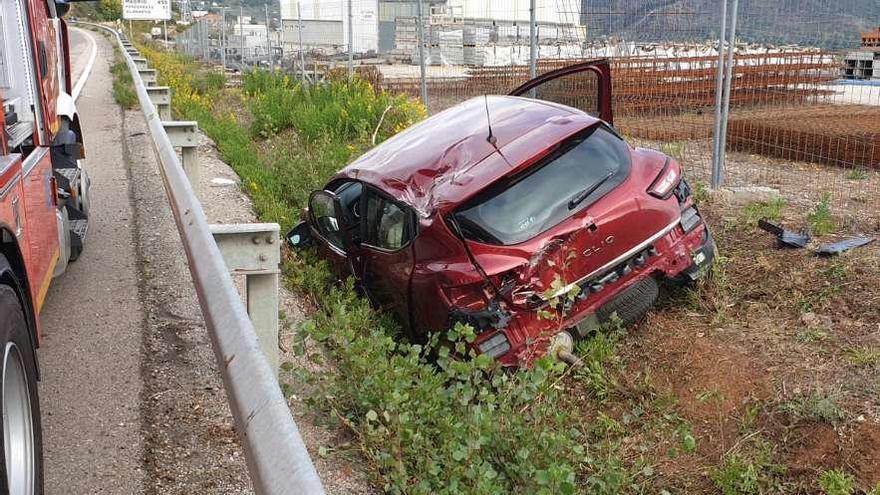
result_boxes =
[287,61,715,366]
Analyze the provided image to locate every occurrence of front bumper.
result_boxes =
[477,220,714,367]
[678,227,716,282]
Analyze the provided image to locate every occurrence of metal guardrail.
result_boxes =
[73,22,326,495]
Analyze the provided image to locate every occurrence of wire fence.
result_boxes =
[175,0,880,222]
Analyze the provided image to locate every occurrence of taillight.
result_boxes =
[647,158,681,199]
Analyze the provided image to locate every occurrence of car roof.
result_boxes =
[333,95,601,217]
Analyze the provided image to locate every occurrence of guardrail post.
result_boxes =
[138,68,157,87]
[209,223,281,375]
[162,121,199,193]
[146,86,172,120]
[132,56,149,70]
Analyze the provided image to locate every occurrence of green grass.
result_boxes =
[110,51,137,108]
[742,197,786,225]
[847,346,880,367]
[817,469,855,495]
[709,439,785,495]
[845,168,868,181]
[796,328,830,343]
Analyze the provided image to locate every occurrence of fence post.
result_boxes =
[529,0,537,80]
[347,0,354,77]
[146,86,172,120]
[710,0,729,189]
[416,0,428,108]
[132,56,149,70]
[209,223,281,375]
[715,0,739,190]
[138,68,158,86]
[221,6,227,70]
[163,121,200,194]
[297,2,307,83]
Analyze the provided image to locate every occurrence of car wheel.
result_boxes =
[0,283,43,495]
[596,276,659,327]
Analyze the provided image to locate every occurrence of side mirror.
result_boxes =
[285,221,312,248]
[308,190,349,251]
[55,0,71,17]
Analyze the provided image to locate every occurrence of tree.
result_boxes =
[98,0,122,21]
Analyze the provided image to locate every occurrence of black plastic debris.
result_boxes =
[815,237,875,256]
[758,219,811,249]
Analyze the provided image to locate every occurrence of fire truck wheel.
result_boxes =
[0,283,43,494]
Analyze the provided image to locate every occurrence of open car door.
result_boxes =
[508,59,614,126]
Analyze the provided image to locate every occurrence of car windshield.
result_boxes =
[452,125,631,245]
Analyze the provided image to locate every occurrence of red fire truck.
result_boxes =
[1,0,90,490]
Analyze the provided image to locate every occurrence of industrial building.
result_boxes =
[842,26,880,80]
[279,0,584,61]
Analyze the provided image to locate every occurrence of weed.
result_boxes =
[817,468,855,495]
[824,261,848,281]
[808,193,836,235]
[659,141,685,161]
[780,391,844,424]
[845,168,868,181]
[710,438,784,495]
[796,328,830,343]
[847,346,880,367]
[692,180,710,204]
[110,50,137,108]
[740,403,761,430]
[742,197,786,225]
[574,320,624,402]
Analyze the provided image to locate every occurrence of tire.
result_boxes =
[0,282,43,494]
[596,276,659,327]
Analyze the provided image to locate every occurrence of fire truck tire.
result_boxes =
[0,283,44,494]
[77,162,90,219]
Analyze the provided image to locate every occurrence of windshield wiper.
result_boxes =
[568,170,614,210]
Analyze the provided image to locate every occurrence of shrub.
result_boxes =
[807,193,836,235]
[817,469,855,495]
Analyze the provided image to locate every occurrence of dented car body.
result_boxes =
[288,60,715,365]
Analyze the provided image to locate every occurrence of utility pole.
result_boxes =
[347,0,353,77]
[297,2,306,83]
[264,3,271,67]
[416,0,427,107]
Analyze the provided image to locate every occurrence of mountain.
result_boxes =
[579,0,880,50]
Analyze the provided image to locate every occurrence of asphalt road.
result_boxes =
[35,28,254,494]
[40,27,146,494]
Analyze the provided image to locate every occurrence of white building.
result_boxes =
[278,0,583,56]
[280,0,378,53]
[445,0,581,25]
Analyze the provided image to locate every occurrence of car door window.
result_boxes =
[364,191,411,251]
